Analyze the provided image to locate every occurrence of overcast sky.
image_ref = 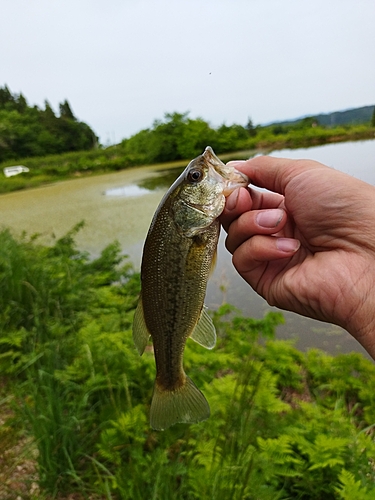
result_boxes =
[1,0,374,144]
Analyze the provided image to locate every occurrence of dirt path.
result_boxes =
[0,391,39,500]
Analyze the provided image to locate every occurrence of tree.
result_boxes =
[246,117,257,137]
[177,118,217,158]
[371,107,375,127]
[297,116,318,129]
[0,86,97,161]
[44,100,56,120]
[147,112,189,162]
[15,93,27,113]
[59,100,76,121]
[0,85,13,108]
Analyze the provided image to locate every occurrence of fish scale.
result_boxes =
[132,146,249,430]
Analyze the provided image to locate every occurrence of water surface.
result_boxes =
[1,140,374,357]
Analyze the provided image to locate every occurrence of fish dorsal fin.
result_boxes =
[132,296,150,355]
[190,306,216,350]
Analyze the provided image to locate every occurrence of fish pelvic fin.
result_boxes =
[189,306,216,349]
[150,376,210,431]
[132,296,150,355]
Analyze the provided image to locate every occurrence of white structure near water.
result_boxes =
[3,165,29,177]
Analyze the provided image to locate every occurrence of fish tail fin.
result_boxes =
[150,376,210,431]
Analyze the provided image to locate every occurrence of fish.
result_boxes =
[132,146,249,430]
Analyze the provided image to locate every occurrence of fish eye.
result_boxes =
[188,169,203,183]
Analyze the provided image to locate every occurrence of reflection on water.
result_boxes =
[138,166,185,191]
[105,185,152,197]
[103,162,187,197]
[0,140,374,358]
[103,165,187,197]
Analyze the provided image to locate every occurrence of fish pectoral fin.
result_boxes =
[132,296,150,355]
[189,306,216,350]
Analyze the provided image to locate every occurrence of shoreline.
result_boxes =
[0,130,374,195]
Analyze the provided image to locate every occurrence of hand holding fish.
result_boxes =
[221,155,375,358]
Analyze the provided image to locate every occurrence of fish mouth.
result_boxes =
[203,146,249,196]
[222,172,249,196]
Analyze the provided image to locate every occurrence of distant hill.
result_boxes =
[269,105,375,127]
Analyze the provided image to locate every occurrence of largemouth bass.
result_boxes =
[132,146,249,430]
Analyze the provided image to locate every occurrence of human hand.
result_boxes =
[220,155,375,358]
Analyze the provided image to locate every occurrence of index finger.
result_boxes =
[220,185,284,233]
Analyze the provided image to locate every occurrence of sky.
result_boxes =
[1,0,374,144]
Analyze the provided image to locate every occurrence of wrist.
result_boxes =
[343,274,375,359]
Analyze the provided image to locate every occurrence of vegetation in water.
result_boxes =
[1,227,375,499]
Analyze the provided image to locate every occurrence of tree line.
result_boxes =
[120,111,257,163]
[1,84,374,166]
[120,110,375,165]
[0,85,98,162]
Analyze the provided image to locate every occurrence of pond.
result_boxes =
[1,139,374,357]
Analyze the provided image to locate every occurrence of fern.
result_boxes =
[306,435,349,470]
[335,469,375,499]
[257,435,304,479]
[2,228,375,498]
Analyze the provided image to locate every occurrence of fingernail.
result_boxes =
[226,189,239,210]
[256,209,284,228]
[276,238,300,253]
[226,160,246,169]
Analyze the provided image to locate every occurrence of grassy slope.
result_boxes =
[1,229,375,498]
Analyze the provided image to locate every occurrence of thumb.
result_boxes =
[227,156,318,196]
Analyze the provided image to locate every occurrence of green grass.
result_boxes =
[0,146,146,194]
[0,123,374,195]
[252,123,375,151]
[1,228,375,498]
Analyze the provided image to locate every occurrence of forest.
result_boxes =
[0,85,97,162]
